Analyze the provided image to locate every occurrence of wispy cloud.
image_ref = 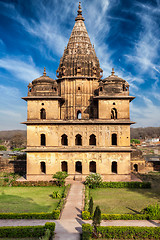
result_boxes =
[125,2,160,80]
[131,95,160,127]
[0,57,40,83]
[0,85,26,130]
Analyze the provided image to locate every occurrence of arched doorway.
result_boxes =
[61,161,68,172]
[89,134,96,145]
[75,161,82,173]
[112,161,117,174]
[89,161,96,173]
[61,134,68,146]
[75,134,82,145]
[40,161,46,174]
[40,108,46,119]
[134,164,138,172]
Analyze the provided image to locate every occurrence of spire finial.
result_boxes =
[75,2,85,21]
[43,67,46,76]
[78,2,82,15]
[111,68,115,76]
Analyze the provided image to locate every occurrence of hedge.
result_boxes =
[82,224,93,240]
[82,224,160,240]
[11,180,57,187]
[56,184,71,211]
[97,226,160,239]
[0,210,60,220]
[84,186,89,211]
[98,181,151,188]
[82,211,160,220]
[0,222,55,238]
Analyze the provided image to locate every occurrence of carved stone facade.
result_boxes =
[22,3,135,181]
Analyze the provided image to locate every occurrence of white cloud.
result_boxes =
[0,85,26,130]
[0,57,41,83]
[131,96,160,127]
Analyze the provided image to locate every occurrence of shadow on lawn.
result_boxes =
[125,173,160,208]
[0,194,50,213]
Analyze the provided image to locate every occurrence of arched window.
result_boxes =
[89,134,96,145]
[111,108,117,120]
[89,161,96,173]
[134,164,138,172]
[112,133,117,146]
[61,161,68,172]
[41,134,46,146]
[112,161,117,174]
[77,110,82,119]
[40,108,46,119]
[40,161,46,174]
[75,161,82,173]
[61,134,68,146]
[75,134,82,145]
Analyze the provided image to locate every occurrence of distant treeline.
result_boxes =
[0,130,26,149]
[131,127,160,139]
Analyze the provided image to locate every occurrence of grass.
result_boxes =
[0,186,64,213]
[90,174,160,214]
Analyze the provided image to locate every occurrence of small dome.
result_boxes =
[32,67,54,84]
[102,68,128,84]
[28,68,58,96]
[99,68,129,96]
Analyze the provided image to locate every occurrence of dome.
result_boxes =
[28,68,58,96]
[99,68,129,96]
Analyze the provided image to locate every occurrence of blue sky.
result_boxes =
[0,0,160,130]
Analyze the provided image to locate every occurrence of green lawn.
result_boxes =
[90,174,160,214]
[0,186,64,213]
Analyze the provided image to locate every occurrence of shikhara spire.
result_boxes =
[56,2,103,78]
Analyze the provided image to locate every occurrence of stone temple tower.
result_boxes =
[22,2,135,181]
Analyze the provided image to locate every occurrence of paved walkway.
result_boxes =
[54,181,84,240]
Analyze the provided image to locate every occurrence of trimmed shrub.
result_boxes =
[96,226,160,239]
[99,181,151,188]
[89,197,93,216]
[56,184,71,211]
[84,185,89,211]
[82,211,91,220]
[93,206,101,228]
[0,210,60,220]
[0,225,45,238]
[82,224,93,240]
[0,222,55,238]
[44,222,55,235]
[85,173,102,189]
[82,211,152,220]
[12,180,56,187]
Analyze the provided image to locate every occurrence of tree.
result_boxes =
[89,197,93,216]
[0,145,7,151]
[92,205,101,229]
[131,139,140,145]
[52,171,68,186]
